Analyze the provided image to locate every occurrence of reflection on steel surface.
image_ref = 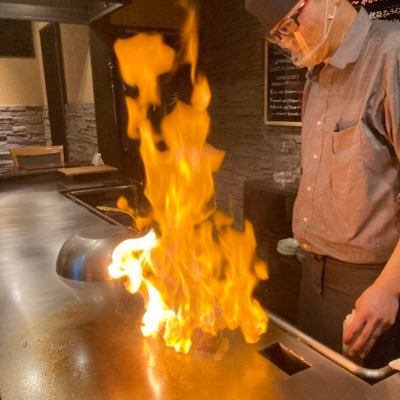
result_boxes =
[56,225,135,281]
[64,184,142,228]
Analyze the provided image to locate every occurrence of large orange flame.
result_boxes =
[109,3,268,354]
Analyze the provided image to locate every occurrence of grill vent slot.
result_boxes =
[259,342,311,376]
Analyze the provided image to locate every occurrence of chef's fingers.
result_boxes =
[359,327,383,359]
[343,312,366,344]
[349,320,379,356]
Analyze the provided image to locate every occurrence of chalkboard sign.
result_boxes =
[264,46,307,126]
[265,0,400,126]
[352,0,400,22]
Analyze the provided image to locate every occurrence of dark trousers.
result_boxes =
[297,252,400,368]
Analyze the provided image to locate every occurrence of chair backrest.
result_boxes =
[9,145,64,168]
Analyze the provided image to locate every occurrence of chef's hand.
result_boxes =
[343,282,399,359]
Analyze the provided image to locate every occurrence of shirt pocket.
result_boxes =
[332,124,360,154]
[330,124,366,234]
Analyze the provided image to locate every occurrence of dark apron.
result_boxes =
[297,252,400,368]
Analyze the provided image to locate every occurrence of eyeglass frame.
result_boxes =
[266,0,309,44]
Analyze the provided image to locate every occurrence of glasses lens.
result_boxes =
[266,32,280,44]
[278,18,298,35]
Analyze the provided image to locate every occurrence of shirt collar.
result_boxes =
[306,62,325,81]
[329,6,372,69]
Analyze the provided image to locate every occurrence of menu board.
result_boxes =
[264,46,307,126]
[352,0,400,22]
[264,0,400,126]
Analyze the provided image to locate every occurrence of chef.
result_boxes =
[246,0,400,367]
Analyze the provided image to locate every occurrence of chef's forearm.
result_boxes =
[375,239,400,297]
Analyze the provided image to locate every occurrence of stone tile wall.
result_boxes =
[0,103,99,173]
[42,106,52,146]
[199,0,301,225]
[0,105,47,173]
[65,103,98,165]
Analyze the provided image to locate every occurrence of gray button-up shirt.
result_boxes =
[293,7,400,264]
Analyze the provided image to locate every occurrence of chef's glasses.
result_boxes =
[266,0,309,44]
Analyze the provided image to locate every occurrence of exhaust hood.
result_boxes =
[0,0,130,24]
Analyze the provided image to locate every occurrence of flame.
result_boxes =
[109,4,268,354]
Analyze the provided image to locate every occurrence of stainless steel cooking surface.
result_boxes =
[268,311,395,381]
[1,180,400,400]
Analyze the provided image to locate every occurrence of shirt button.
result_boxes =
[316,121,322,126]
[307,186,312,191]
[303,217,308,222]
[312,154,318,160]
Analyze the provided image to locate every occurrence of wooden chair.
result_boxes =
[9,145,64,169]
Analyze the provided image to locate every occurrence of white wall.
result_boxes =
[60,24,94,104]
[0,22,44,106]
[0,22,94,107]
[33,21,50,105]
